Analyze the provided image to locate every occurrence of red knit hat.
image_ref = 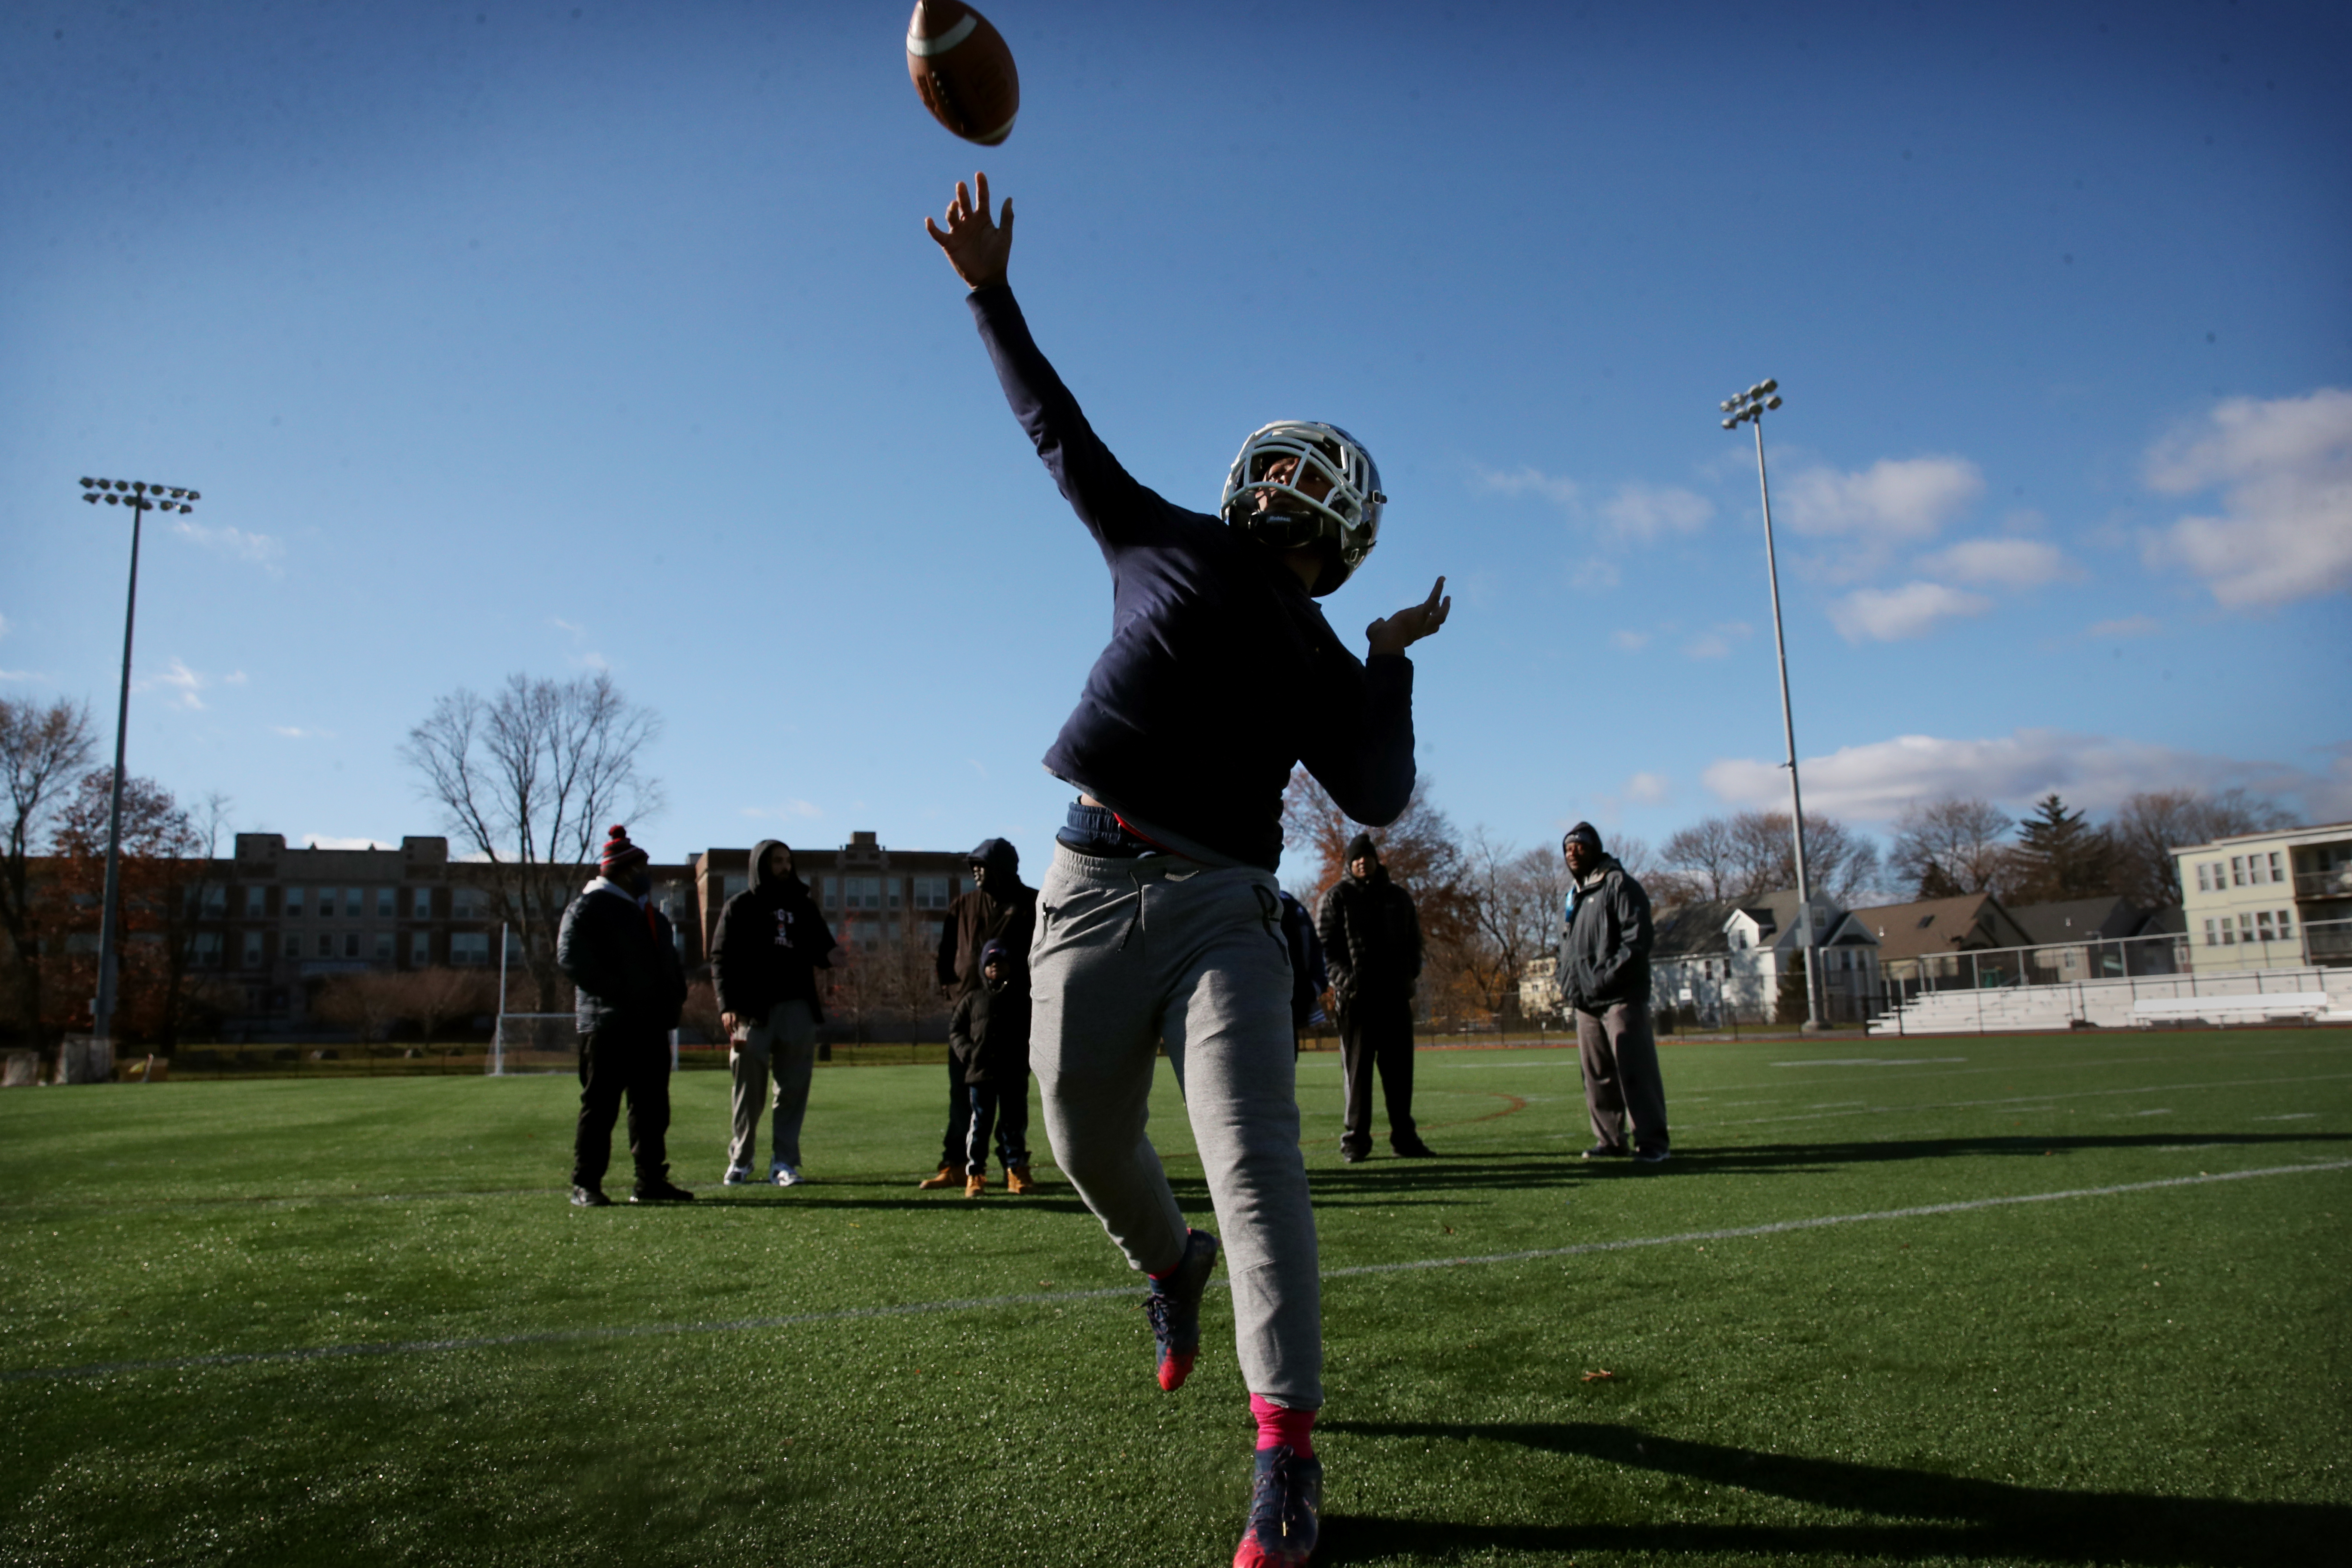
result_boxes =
[600,824,649,875]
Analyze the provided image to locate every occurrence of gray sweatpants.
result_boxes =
[1575,1000,1669,1154]
[1029,847,1322,1409]
[729,998,817,1171]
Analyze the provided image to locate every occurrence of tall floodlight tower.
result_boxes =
[1718,384,1825,1032]
[77,477,203,1051]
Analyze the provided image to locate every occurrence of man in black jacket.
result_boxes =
[1556,821,1669,1164]
[712,839,843,1187]
[918,837,1035,1189]
[1318,834,1433,1161]
[557,825,692,1205]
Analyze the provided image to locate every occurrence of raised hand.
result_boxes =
[1365,576,1452,657]
[923,170,1014,290]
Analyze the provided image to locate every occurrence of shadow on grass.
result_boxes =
[1640,1131,2352,1178]
[1320,1419,2346,1566]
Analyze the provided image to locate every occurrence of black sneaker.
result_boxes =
[1234,1443,1323,1567]
[631,1177,696,1203]
[1143,1228,1219,1392]
[1338,1147,1368,1164]
[1393,1138,1437,1158]
[1580,1144,1630,1161]
[1632,1147,1672,1165]
[570,1184,612,1207]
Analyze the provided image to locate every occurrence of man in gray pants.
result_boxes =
[927,169,1452,1568]
[1558,821,1670,1164]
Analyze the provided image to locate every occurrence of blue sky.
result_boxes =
[4,0,2347,885]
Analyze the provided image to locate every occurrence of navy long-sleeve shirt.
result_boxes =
[969,285,1417,870]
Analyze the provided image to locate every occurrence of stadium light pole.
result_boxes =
[77,476,202,1054]
[1718,382,1825,1032]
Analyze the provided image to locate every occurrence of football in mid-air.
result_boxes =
[906,1,1019,146]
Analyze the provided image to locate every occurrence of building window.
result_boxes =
[2196,863,2213,893]
[244,885,267,916]
[343,932,361,958]
[2230,856,2245,887]
[2267,851,2285,882]
[323,886,343,918]
[374,931,395,961]
[284,886,305,917]
[410,931,430,966]
[450,932,490,966]
[242,930,265,968]
[724,873,747,899]
[412,887,432,918]
[193,932,222,968]
[820,876,839,908]
[285,934,302,958]
[376,887,395,918]
[317,934,333,957]
[452,888,482,919]
[2203,919,2217,946]
[843,876,882,910]
[912,875,952,910]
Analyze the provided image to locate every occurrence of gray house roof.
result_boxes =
[2006,896,2148,946]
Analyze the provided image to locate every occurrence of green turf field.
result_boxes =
[4,1028,2347,1566]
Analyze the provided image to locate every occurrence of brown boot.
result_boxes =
[1006,1165,1035,1194]
[916,1165,958,1190]
[963,1172,987,1197]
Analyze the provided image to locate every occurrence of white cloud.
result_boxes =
[1474,465,1580,509]
[2142,387,2352,608]
[172,518,284,574]
[141,657,213,710]
[1782,456,1984,542]
[1828,582,1992,642]
[2086,615,2161,639]
[1683,622,1752,659]
[1600,483,1713,542]
[1610,629,1651,652]
[301,834,394,850]
[1920,537,2075,589]
[273,725,336,739]
[1624,772,1672,805]
[1701,728,2319,823]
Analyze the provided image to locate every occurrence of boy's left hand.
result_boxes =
[1366,576,1451,657]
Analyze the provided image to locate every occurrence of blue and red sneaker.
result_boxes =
[1233,1443,1323,1567]
[1142,1228,1219,1392]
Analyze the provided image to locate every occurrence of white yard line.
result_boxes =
[9,1159,2346,1386]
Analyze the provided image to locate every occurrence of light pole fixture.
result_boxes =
[1718,382,1825,1032]
[77,476,202,1053]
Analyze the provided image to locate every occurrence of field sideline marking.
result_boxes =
[7,1159,2346,1386]
[1697,1069,2352,1129]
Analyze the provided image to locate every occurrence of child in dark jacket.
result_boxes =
[948,940,1033,1196]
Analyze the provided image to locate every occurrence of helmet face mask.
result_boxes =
[1219,421,1384,595]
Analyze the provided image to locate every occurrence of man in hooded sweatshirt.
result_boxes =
[1317,833,1433,1162]
[948,938,1034,1195]
[557,825,692,1206]
[919,837,1036,1189]
[1556,821,1669,1164]
[711,839,845,1187]
[926,171,1452,1568]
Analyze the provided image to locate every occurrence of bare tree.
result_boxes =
[1663,810,1883,906]
[1454,832,1566,1021]
[1889,796,2016,898]
[2108,787,2297,908]
[315,971,406,1044]
[401,672,662,1011]
[1,697,96,1046]
[394,967,493,1044]
[1283,769,1482,1022]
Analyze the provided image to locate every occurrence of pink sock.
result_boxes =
[1250,1394,1316,1458]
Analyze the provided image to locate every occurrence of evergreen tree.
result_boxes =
[2009,793,2118,904]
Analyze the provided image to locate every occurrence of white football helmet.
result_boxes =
[1219,421,1385,596]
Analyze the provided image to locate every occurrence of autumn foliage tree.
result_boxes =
[2,696,96,1047]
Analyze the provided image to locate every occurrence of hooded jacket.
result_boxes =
[934,838,1038,1001]
[968,286,1418,870]
[948,939,1032,1086]
[1317,839,1422,1004]
[711,839,836,1026]
[1556,854,1654,1014]
[557,877,689,1037]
